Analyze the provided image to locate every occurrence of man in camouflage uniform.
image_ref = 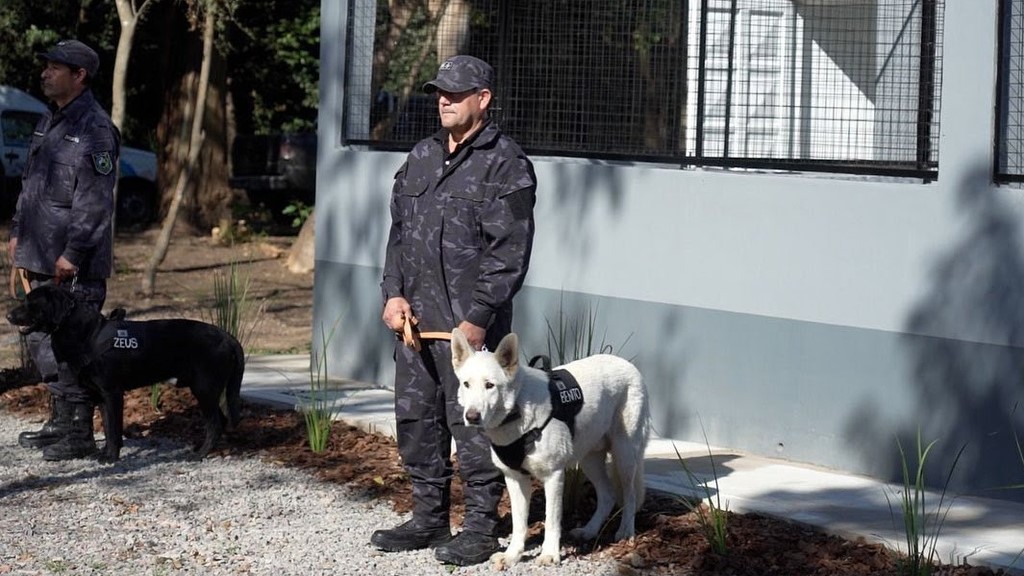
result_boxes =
[10,39,119,461]
[372,55,537,566]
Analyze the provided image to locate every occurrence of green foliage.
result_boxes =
[374,3,437,95]
[149,383,163,412]
[540,294,633,366]
[0,1,320,145]
[225,0,320,134]
[304,321,340,454]
[281,200,313,229]
[884,430,965,576]
[204,259,265,352]
[672,419,729,555]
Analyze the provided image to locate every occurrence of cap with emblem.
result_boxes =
[38,40,100,78]
[422,55,494,94]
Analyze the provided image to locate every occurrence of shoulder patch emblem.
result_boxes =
[92,152,114,175]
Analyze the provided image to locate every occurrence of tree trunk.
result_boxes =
[154,0,232,233]
[286,210,315,274]
[431,0,470,63]
[141,2,215,296]
[110,0,159,247]
[371,1,458,140]
[111,0,160,131]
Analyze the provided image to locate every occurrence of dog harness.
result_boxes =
[83,320,149,367]
[490,356,584,473]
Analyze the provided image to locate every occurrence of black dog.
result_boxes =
[7,284,245,463]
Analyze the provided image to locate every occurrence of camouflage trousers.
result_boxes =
[393,339,505,535]
[24,273,106,403]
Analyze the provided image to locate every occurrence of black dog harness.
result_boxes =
[491,356,584,473]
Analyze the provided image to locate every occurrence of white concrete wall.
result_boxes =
[314,0,1024,498]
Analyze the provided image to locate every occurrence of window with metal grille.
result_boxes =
[997,0,1024,181]
[344,0,942,178]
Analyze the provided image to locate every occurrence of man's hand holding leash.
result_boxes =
[384,296,486,351]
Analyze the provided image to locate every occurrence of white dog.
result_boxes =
[451,328,650,568]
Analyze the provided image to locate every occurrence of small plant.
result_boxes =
[205,258,266,351]
[562,462,588,513]
[542,294,633,366]
[885,430,966,576]
[192,257,266,411]
[149,382,163,412]
[303,320,340,453]
[672,418,729,555]
[282,200,313,229]
[540,295,631,510]
[1007,403,1024,569]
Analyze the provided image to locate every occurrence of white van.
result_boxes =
[0,85,157,227]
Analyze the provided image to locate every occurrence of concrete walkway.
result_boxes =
[241,355,1024,574]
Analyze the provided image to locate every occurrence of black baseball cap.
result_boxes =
[422,55,494,94]
[38,39,100,78]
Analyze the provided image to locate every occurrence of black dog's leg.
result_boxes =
[189,380,226,460]
[98,392,125,463]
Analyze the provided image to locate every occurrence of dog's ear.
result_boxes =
[49,287,76,323]
[494,333,519,377]
[451,328,473,370]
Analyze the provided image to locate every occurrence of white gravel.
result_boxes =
[0,411,620,576]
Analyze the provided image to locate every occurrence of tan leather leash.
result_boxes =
[8,267,30,300]
[401,315,452,352]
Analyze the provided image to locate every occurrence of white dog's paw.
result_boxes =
[490,550,521,570]
[535,552,561,566]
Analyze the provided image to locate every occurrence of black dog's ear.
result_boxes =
[29,285,77,330]
[106,308,127,321]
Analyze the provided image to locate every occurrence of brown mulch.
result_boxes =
[0,382,1009,576]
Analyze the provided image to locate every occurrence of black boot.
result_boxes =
[42,400,98,461]
[370,518,452,552]
[18,394,72,449]
[434,530,501,566]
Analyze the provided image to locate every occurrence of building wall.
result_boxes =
[314,0,1024,499]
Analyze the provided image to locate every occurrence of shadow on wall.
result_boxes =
[858,167,1024,501]
[313,149,397,386]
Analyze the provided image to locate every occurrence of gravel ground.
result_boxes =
[0,412,618,576]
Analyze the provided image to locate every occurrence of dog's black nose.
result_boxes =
[465,410,481,425]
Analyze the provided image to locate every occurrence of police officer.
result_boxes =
[10,39,119,461]
[372,55,537,566]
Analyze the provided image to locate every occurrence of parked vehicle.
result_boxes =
[0,85,158,227]
[229,132,316,219]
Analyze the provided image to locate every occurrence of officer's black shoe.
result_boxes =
[18,394,72,449]
[42,401,98,461]
[434,530,500,566]
[370,519,452,552]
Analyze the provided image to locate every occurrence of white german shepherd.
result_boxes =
[451,328,650,567]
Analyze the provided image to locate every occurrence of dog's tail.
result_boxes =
[615,370,651,508]
[222,337,245,428]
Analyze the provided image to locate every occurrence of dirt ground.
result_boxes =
[0,224,1011,576]
[0,222,314,368]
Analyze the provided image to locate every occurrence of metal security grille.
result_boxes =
[997,0,1024,181]
[345,0,943,178]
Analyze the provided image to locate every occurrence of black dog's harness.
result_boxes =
[490,355,584,473]
[50,299,148,370]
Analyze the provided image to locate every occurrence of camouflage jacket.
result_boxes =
[12,89,119,279]
[382,121,536,346]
